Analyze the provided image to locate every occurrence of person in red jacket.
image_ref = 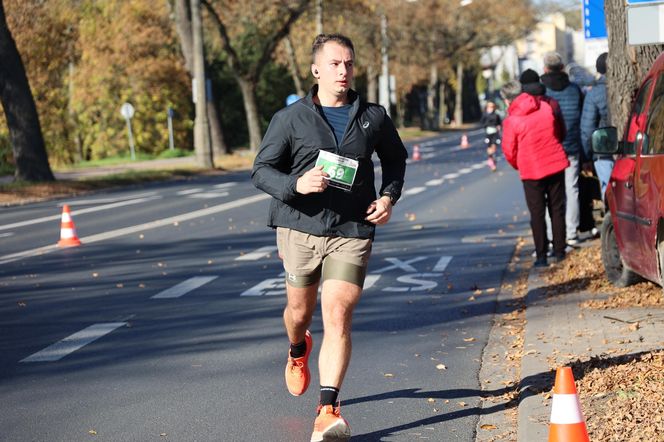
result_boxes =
[500,80,570,266]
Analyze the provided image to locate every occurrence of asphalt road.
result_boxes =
[0,130,530,441]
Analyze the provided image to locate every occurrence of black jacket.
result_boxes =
[251,86,407,239]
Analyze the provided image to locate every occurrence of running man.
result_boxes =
[251,33,407,441]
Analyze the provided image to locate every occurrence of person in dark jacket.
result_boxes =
[480,101,501,171]
[501,80,569,266]
[252,33,407,441]
[541,52,584,245]
[581,52,613,197]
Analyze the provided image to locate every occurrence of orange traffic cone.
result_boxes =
[548,367,590,442]
[460,133,470,148]
[57,204,82,247]
[412,144,421,161]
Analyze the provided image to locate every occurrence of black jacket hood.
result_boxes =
[541,71,571,91]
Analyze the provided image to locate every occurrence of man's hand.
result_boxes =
[365,196,393,225]
[296,165,329,194]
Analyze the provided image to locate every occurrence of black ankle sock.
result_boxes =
[319,386,339,407]
[289,340,307,358]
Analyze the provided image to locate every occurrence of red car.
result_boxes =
[592,51,664,288]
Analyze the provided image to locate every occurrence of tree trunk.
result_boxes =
[0,0,54,181]
[191,0,213,167]
[438,81,447,127]
[68,62,83,163]
[605,0,664,137]
[367,64,377,103]
[174,0,228,156]
[237,76,262,152]
[284,36,305,97]
[454,62,463,126]
[207,91,230,156]
[427,64,438,129]
[315,0,323,35]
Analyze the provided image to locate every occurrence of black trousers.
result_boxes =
[522,172,566,259]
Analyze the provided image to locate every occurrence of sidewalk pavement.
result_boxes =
[0,156,199,184]
[517,239,664,440]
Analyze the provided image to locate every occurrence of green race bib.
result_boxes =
[315,150,358,192]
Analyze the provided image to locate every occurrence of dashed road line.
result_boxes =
[188,191,229,199]
[0,196,162,232]
[151,276,219,299]
[402,187,427,196]
[235,246,278,261]
[176,188,203,195]
[0,193,270,265]
[21,323,127,363]
[214,182,238,189]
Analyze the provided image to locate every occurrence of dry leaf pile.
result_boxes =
[544,243,663,309]
[542,242,664,441]
[575,350,664,441]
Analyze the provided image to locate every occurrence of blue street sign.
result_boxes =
[583,0,607,39]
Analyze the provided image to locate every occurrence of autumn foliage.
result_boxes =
[1,0,191,166]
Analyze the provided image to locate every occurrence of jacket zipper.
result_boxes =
[306,101,360,234]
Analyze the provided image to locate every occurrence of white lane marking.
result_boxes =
[176,188,203,195]
[151,276,218,299]
[214,182,237,189]
[235,246,278,261]
[188,191,229,199]
[422,153,436,160]
[363,274,381,290]
[241,278,284,296]
[0,196,161,232]
[0,193,270,265]
[402,187,426,196]
[0,232,13,238]
[459,167,473,174]
[472,163,485,170]
[432,256,452,272]
[383,273,442,292]
[62,192,158,205]
[373,256,427,274]
[425,178,444,186]
[20,323,127,363]
[443,173,460,180]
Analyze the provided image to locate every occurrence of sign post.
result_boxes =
[120,102,136,160]
[167,107,175,151]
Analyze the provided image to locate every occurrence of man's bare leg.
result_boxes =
[284,283,318,344]
[318,279,362,388]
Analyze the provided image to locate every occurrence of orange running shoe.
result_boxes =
[285,330,312,396]
[310,404,351,442]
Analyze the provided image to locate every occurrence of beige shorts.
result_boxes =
[276,227,372,288]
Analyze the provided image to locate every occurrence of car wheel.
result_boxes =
[600,213,641,287]
[658,240,664,289]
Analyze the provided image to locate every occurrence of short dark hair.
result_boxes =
[596,52,608,74]
[311,33,355,63]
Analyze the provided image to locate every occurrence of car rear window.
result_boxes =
[644,73,664,155]
[624,79,653,155]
